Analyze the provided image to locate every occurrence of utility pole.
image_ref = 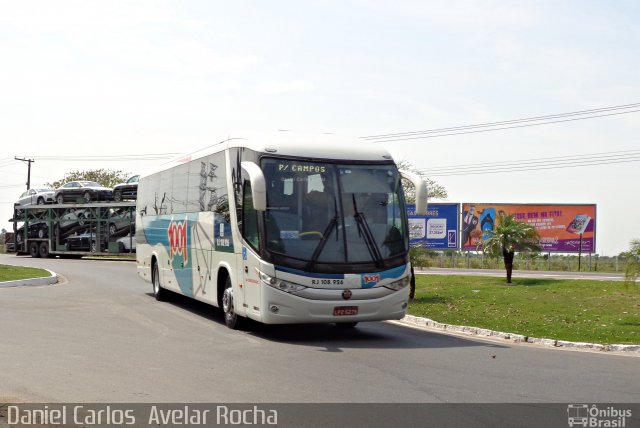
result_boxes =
[14,157,35,190]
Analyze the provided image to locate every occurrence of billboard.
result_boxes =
[461,203,596,253]
[407,203,459,250]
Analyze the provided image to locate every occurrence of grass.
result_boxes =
[408,275,640,345]
[0,264,51,282]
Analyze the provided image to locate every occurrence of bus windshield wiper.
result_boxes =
[352,194,384,268]
[306,197,339,271]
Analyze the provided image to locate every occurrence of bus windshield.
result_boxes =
[261,158,408,270]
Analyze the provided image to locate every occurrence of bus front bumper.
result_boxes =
[258,285,410,324]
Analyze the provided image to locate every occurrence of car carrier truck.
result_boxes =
[10,201,136,258]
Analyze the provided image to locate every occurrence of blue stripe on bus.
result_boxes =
[275,265,345,279]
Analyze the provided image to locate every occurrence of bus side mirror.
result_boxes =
[399,170,428,215]
[241,161,267,211]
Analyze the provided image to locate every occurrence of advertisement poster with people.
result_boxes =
[461,203,597,253]
[407,203,459,250]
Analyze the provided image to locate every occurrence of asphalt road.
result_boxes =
[1,254,638,404]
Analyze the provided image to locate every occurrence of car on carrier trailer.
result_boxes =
[54,181,113,203]
[15,188,55,207]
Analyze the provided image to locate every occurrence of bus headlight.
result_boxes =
[384,276,410,291]
[259,271,307,294]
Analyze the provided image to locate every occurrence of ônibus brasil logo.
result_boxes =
[167,218,188,265]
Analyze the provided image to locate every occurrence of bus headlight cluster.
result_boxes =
[259,271,307,294]
[384,276,410,291]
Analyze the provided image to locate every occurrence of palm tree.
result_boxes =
[481,214,540,284]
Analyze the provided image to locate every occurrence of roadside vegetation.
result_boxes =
[0,264,51,282]
[410,247,639,274]
[408,274,640,345]
[624,238,640,285]
[397,159,448,202]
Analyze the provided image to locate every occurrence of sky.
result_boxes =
[1,0,638,256]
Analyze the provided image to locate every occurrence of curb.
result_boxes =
[397,314,640,355]
[0,269,58,288]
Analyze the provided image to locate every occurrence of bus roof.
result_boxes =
[141,132,397,179]
[164,132,393,168]
[230,132,393,161]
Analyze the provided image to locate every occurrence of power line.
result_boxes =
[425,156,640,176]
[31,153,179,161]
[362,102,640,140]
[419,150,640,173]
[366,109,640,143]
[0,153,179,166]
[361,103,640,143]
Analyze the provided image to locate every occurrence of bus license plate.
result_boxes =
[333,306,358,316]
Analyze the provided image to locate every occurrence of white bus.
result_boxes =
[136,133,427,329]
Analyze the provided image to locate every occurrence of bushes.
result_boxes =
[408,247,632,273]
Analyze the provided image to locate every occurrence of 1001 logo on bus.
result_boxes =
[167,218,189,265]
[362,274,380,287]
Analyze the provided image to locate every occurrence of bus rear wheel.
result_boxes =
[222,277,243,330]
[152,262,167,301]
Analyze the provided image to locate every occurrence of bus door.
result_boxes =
[239,179,262,320]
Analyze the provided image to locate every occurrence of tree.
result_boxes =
[481,214,540,284]
[624,239,640,285]
[396,160,447,300]
[396,159,448,201]
[46,169,131,189]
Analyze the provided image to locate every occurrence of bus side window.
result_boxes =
[242,181,260,251]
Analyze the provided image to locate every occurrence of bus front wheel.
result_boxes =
[222,277,242,330]
[335,322,358,329]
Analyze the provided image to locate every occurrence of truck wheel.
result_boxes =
[39,242,50,258]
[113,190,122,202]
[222,277,243,329]
[29,242,40,258]
[152,262,167,301]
